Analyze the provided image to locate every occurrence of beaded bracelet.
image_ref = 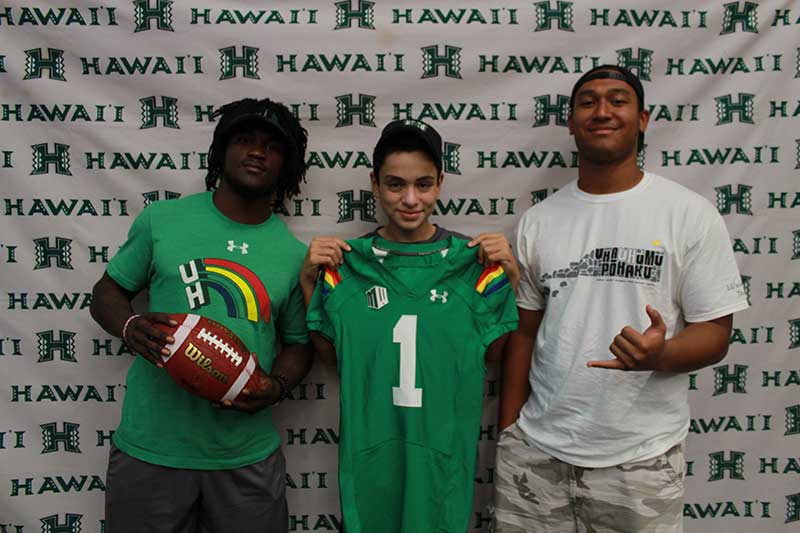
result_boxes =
[121,314,141,345]
[270,373,291,405]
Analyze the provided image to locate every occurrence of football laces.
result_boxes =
[197,328,243,366]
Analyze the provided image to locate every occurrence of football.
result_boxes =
[154,313,260,403]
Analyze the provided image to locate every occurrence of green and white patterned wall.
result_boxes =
[1,1,798,531]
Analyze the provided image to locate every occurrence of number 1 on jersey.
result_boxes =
[392,314,423,408]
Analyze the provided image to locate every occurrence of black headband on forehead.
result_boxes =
[570,68,645,111]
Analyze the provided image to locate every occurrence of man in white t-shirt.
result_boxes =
[491,65,749,532]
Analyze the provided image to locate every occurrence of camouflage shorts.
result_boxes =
[490,422,684,533]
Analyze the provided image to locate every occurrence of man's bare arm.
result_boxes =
[588,306,732,373]
[90,272,175,366]
[498,308,543,430]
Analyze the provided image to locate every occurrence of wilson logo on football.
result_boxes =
[183,342,229,384]
[154,313,260,403]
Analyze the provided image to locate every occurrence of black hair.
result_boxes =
[205,98,308,205]
[372,133,442,181]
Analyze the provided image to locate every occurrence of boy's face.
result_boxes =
[371,150,443,243]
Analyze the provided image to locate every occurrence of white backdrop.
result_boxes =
[1,1,798,531]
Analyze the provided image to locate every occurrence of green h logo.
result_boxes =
[41,422,81,453]
[636,145,647,167]
[337,190,376,222]
[533,95,569,127]
[421,45,462,79]
[443,142,461,175]
[720,2,758,35]
[531,190,549,205]
[37,330,77,363]
[708,451,746,481]
[792,47,800,78]
[34,237,73,270]
[334,0,375,30]
[616,48,653,81]
[787,493,800,523]
[786,405,800,436]
[789,319,800,349]
[24,48,66,81]
[31,143,71,176]
[533,1,574,31]
[795,139,800,169]
[713,364,748,395]
[219,46,259,80]
[143,190,181,206]
[140,96,179,129]
[133,0,174,32]
[740,275,751,306]
[792,230,800,260]
[715,93,755,125]
[335,94,376,127]
[714,184,752,215]
[40,514,83,533]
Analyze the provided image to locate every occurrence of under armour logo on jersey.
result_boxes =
[430,290,448,303]
[366,286,389,310]
[227,240,249,254]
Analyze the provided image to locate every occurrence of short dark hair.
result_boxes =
[205,98,308,205]
[372,133,442,181]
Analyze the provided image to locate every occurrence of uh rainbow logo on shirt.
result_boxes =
[178,258,271,323]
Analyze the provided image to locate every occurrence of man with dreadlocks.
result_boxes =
[90,98,312,532]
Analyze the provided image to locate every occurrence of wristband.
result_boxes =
[269,373,290,405]
[121,314,141,346]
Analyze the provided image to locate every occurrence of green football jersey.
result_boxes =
[307,235,518,533]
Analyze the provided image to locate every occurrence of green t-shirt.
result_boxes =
[106,192,309,469]
[306,235,518,533]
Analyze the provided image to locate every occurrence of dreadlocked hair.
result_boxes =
[204,98,309,206]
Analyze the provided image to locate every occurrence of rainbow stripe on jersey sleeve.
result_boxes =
[475,264,509,297]
[320,267,342,297]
